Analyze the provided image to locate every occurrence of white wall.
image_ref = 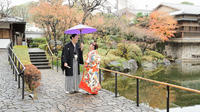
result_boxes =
[25,33,44,39]
[0,39,10,48]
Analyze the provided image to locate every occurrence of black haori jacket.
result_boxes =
[63,42,84,76]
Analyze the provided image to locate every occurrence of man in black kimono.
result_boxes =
[63,34,84,93]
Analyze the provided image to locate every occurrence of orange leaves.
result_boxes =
[24,64,41,90]
[30,0,68,23]
[149,11,177,41]
[30,0,83,39]
[86,14,105,27]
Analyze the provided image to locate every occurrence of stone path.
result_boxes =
[28,48,45,52]
[0,50,156,112]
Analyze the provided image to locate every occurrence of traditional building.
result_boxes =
[116,8,151,22]
[154,3,200,60]
[0,17,26,47]
[25,23,44,39]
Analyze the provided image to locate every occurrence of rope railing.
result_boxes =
[46,41,59,72]
[99,67,200,112]
[100,68,200,94]
[7,42,25,99]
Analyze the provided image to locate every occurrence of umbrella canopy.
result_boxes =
[64,24,97,34]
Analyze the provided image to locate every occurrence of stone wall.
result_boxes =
[165,42,181,59]
[166,41,200,60]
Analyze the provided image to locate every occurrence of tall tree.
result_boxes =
[0,0,11,18]
[78,0,107,24]
[131,26,159,54]
[133,12,149,27]
[66,0,78,8]
[10,2,37,21]
[148,11,177,41]
[30,0,82,42]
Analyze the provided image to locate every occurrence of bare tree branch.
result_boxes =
[78,0,107,24]
[0,0,11,17]
[67,0,78,8]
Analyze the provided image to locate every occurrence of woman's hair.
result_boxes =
[70,34,77,39]
[91,42,98,50]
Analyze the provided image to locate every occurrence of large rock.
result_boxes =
[108,59,138,73]
[108,61,122,71]
[175,59,182,64]
[162,58,171,66]
[122,59,138,73]
[142,61,157,71]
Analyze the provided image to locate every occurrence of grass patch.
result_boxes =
[13,45,31,65]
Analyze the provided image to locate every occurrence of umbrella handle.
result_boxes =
[80,34,84,44]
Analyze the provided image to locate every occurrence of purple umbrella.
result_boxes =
[64,24,97,34]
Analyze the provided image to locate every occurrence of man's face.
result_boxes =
[72,35,79,44]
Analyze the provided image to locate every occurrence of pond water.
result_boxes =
[101,61,200,112]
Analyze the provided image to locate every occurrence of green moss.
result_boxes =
[145,50,165,59]
[100,53,126,68]
[13,45,31,65]
[141,55,154,62]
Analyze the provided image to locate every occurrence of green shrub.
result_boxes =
[57,50,62,58]
[128,51,142,66]
[99,42,108,49]
[110,35,123,43]
[155,42,165,54]
[30,38,46,48]
[52,59,61,67]
[49,44,63,51]
[38,44,47,50]
[32,38,46,44]
[98,48,108,56]
[83,34,94,42]
[112,43,142,66]
[29,42,38,48]
[59,35,71,45]
[145,50,165,59]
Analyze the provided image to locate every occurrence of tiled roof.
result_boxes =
[0,17,25,23]
[155,3,200,15]
[117,8,151,16]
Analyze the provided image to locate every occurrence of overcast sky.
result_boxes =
[11,0,200,10]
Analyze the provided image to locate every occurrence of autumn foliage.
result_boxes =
[24,64,41,91]
[30,0,83,40]
[86,13,127,36]
[148,11,177,41]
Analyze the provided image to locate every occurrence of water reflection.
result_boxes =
[177,61,200,75]
[102,61,200,111]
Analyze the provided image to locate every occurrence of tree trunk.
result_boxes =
[81,16,87,24]
[81,12,90,24]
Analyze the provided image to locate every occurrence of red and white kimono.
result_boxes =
[79,50,101,94]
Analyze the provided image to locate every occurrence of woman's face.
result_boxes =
[89,43,94,51]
